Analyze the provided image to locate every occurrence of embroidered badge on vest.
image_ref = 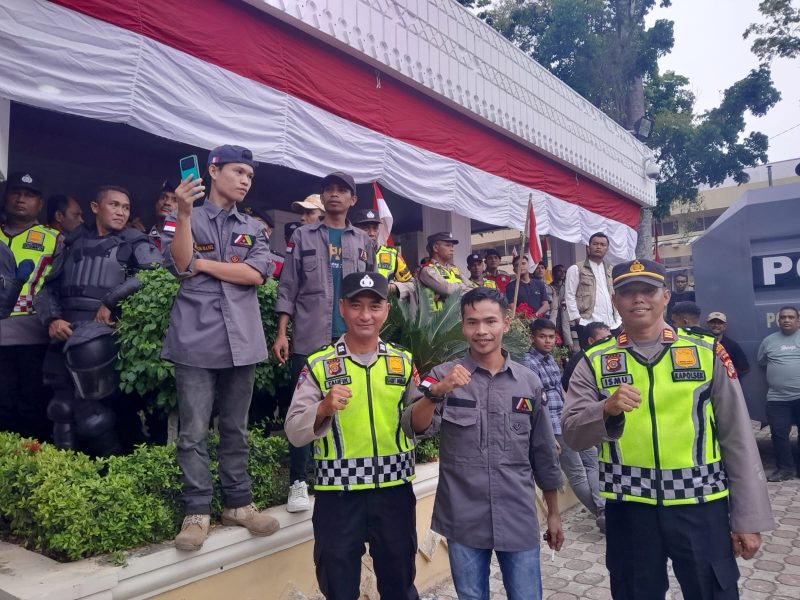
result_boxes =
[602,353,627,375]
[671,347,700,369]
[378,252,392,269]
[232,233,254,247]
[22,230,45,251]
[325,358,346,378]
[386,355,405,375]
[512,397,534,413]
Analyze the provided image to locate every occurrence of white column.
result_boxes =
[0,98,9,181]
[421,206,471,270]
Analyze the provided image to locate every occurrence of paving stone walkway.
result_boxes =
[424,426,800,599]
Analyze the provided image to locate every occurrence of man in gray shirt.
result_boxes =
[404,287,563,600]
[758,305,800,481]
[162,145,278,551]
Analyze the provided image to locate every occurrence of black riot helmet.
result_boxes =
[63,323,119,400]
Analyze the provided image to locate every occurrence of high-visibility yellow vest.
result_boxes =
[375,245,413,285]
[0,224,59,316]
[423,262,462,312]
[308,339,416,491]
[587,329,728,506]
[469,278,497,289]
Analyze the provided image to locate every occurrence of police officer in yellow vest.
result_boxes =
[285,272,421,600]
[0,172,59,441]
[466,252,497,289]
[351,208,415,301]
[562,259,773,600]
[418,231,471,312]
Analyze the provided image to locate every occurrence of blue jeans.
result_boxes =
[447,540,542,600]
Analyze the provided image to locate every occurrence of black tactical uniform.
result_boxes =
[34,224,162,454]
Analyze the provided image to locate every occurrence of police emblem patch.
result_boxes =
[325,358,346,378]
[22,230,45,251]
[512,397,534,413]
[602,353,627,375]
[671,347,700,369]
[715,344,738,379]
[386,355,404,375]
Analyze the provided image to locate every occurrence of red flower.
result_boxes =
[515,303,535,319]
[20,440,42,454]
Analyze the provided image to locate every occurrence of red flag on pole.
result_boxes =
[528,200,542,265]
[372,182,394,246]
[653,220,662,263]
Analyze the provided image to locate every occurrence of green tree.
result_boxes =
[485,1,780,254]
[745,0,800,62]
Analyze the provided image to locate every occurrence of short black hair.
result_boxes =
[588,232,608,244]
[95,185,131,204]
[460,286,508,317]
[778,306,799,317]
[671,301,701,317]
[530,318,556,334]
[674,272,689,281]
[586,321,611,340]
[511,254,528,267]
[46,194,73,224]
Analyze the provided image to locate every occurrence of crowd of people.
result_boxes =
[0,143,797,599]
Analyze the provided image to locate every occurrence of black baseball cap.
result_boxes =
[159,178,179,194]
[284,221,300,238]
[611,259,667,290]
[467,253,483,265]
[351,208,381,225]
[427,232,459,245]
[207,145,257,168]
[484,248,501,258]
[5,172,43,196]
[321,171,356,194]
[341,272,389,300]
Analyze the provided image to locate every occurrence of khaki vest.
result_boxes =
[587,330,728,506]
[308,340,416,491]
[575,259,615,320]
[0,224,59,316]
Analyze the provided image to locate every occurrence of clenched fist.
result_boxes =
[318,384,353,418]
[603,383,641,417]
[433,363,472,397]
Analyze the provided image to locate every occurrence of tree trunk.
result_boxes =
[627,75,654,260]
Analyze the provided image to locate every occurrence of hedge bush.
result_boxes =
[0,431,288,561]
[116,269,290,414]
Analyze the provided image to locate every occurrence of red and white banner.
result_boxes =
[372,182,393,247]
[0,0,641,259]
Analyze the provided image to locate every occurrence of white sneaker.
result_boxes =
[286,480,310,513]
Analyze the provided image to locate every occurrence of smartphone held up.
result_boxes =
[179,154,201,183]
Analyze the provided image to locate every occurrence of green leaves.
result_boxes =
[115,270,290,414]
[744,0,800,63]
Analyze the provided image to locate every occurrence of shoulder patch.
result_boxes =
[715,344,738,379]
[296,366,309,390]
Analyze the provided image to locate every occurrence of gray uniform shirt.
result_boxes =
[275,220,374,356]
[402,351,562,552]
[161,200,273,368]
[561,327,774,534]
[284,336,417,448]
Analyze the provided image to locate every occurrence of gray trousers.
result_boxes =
[555,434,604,515]
[175,363,255,515]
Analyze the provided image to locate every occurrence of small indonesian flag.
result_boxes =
[373,182,394,247]
[419,375,438,391]
[286,242,295,254]
[163,219,176,234]
[528,203,542,266]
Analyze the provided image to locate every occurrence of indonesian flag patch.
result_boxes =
[163,219,176,234]
[419,375,439,392]
[286,242,295,254]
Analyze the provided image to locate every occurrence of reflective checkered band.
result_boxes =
[600,461,727,501]
[315,451,415,488]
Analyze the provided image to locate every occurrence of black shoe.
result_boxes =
[767,470,793,482]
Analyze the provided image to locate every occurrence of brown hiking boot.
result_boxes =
[221,503,280,536]
[174,514,210,551]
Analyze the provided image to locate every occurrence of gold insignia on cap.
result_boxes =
[630,260,645,273]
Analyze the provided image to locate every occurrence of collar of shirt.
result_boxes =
[331,335,391,366]
[460,349,521,380]
[309,219,356,233]
[202,198,246,223]
[615,326,677,349]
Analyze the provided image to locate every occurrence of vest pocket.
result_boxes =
[504,413,532,463]
[441,407,480,461]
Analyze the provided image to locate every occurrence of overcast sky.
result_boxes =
[648,0,799,163]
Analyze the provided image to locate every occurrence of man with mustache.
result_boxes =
[562,259,773,599]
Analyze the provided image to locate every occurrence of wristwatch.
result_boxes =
[422,387,447,404]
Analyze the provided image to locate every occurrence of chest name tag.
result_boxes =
[447,397,476,409]
[601,352,627,375]
[324,376,352,389]
[232,233,254,247]
[601,374,634,387]
[385,376,406,386]
[512,396,535,413]
[194,243,215,252]
[671,347,700,370]
[672,370,706,382]
[324,358,346,378]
